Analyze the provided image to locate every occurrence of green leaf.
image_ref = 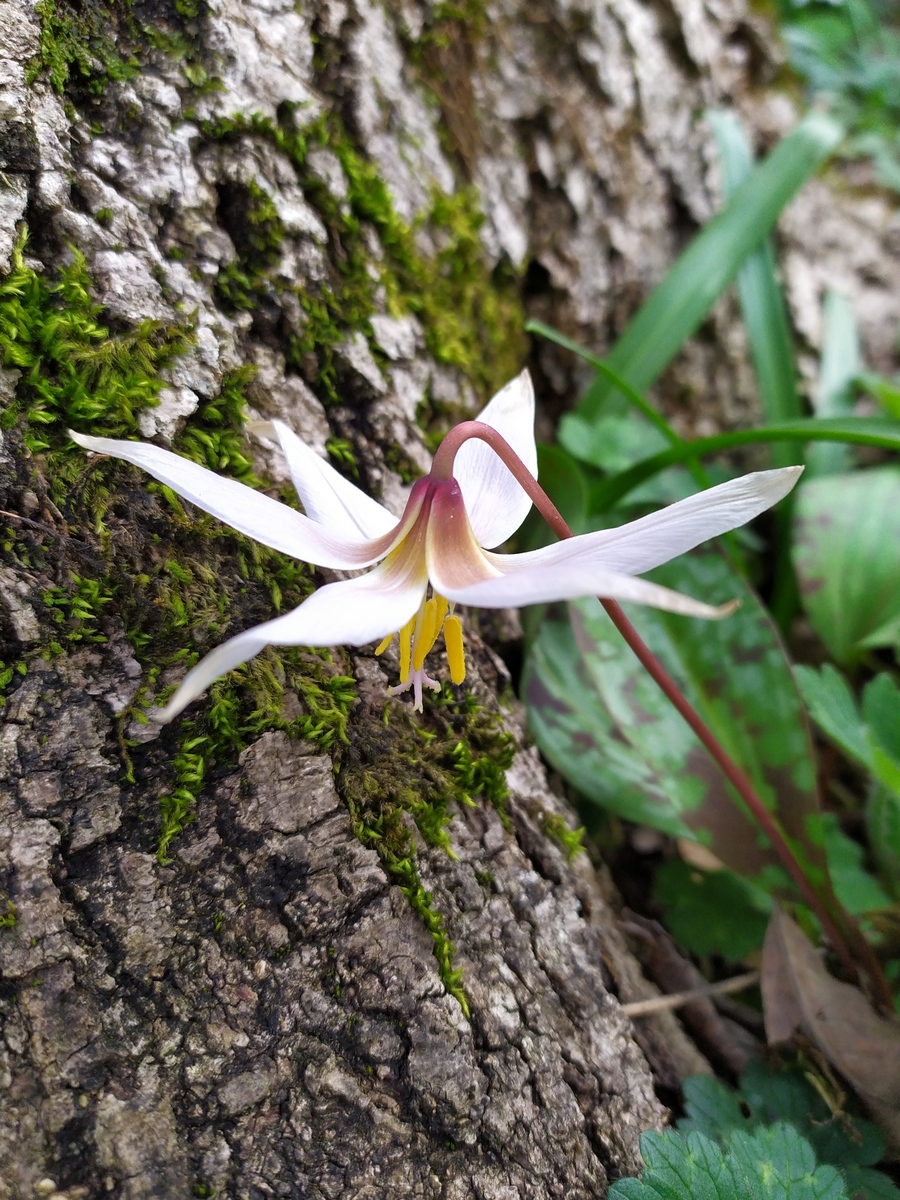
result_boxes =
[794,667,900,898]
[859,372,900,421]
[793,664,873,771]
[807,292,860,477]
[867,784,900,898]
[821,813,892,915]
[686,1061,890,1181]
[523,551,822,881]
[570,111,843,424]
[793,468,900,663]
[680,1075,749,1142]
[708,110,803,467]
[653,860,771,961]
[728,1125,848,1200]
[608,1125,850,1200]
[573,416,900,507]
[862,674,900,766]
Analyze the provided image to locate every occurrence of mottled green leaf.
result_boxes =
[793,468,900,663]
[523,551,821,880]
[653,861,771,961]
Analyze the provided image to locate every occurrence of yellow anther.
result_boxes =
[413,598,439,671]
[444,615,466,685]
[374,632,394,656]
[399,615,415,684]
[433,594,449,631]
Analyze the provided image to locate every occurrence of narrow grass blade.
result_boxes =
[708,110,804,467]
[575,111,843,422]
[585,416,900,510]
[807,290,860,476]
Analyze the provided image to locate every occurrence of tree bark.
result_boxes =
[1,0,898,1197]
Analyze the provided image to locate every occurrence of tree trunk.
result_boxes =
[1,0,897,1196]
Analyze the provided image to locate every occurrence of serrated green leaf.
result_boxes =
[843,1166,900,1200]
[862,675,900,766]
[793,664,872,771]
[611,1124,851,1200]
[680,1075,748,1141]
[523,551,822,882]
[571,111,842,424]
[822,813,892,915]
[793,468,900,664]
[686,1060,889,1181]
[867,785,900,897]
[653,861,771,961]
[728,1124,848,1200]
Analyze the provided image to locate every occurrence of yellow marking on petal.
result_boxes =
[413,598,439,671]
[375,632,394,656]
[444,615,466,685]
[399,615,416,684]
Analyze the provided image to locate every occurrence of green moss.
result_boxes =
[0,898,17,930]
[0,235,192,449]
[1,88,530,1007]
[0,660,28,707]
[29,0,139,95]
[542,813,585,861]
[214,181,287,314]
[197,109,526,408]
[43,576,114,644]
[1,233,352,859]
[340,686,515,1012]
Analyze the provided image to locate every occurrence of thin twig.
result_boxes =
[621,971,760,1018]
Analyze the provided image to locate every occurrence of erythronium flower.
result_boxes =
[70,370,801,721]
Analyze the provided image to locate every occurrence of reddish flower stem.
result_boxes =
[436,421,894,1003]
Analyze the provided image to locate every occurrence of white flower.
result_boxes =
[70,370,801,720]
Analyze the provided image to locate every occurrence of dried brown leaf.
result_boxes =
[762,908,900,1150]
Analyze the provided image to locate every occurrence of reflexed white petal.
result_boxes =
[155,562,428,722]
[453,369,538,549]
[70,430,400,569]
[440,560,736,619]
[250,419,397,539]
[488,467,803,577]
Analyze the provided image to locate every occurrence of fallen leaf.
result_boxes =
[762,908,900,1151]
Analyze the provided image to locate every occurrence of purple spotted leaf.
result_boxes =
[523,550,825,884]
[793,468,900,664]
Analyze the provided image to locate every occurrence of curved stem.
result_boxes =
[435,420,894,1007]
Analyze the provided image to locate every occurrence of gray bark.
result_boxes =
[1,0,898,1197]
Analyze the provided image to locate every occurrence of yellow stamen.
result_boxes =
[375,632,394,656]
[444,615,466,685]
[399,614,416,683]
[433,594,449,631]
[413,598,439,671]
